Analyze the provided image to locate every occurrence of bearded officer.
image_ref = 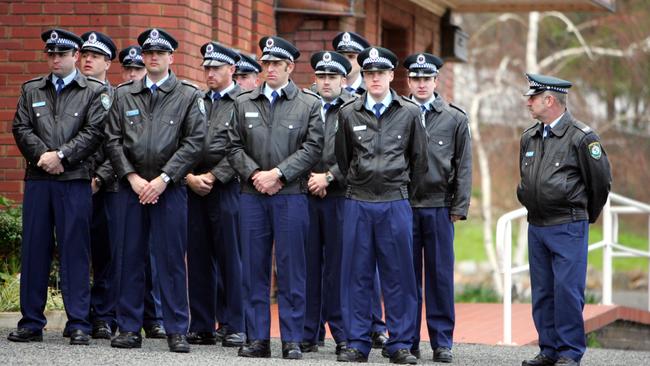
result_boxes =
[518,74,611,366]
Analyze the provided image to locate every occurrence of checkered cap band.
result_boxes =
[204,52,235,65]
[82,39,112,58]
[315,60,347,75]
[337,39,365,53]
[363,56,394,69]
[47,37,79,49]
[529,79,568,94]
[263,46,293,61]
[409,62,438,73]
[143,37,174,51]
[236,60,260,73]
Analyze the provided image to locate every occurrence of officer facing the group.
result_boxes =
[228,36,323,360]
[405,53,472,363]
[186,42,246,348]
[233,52,261,92]
[78,30,120,340]
[118,46,147,83]
[518,74,611,366]
[105,28,205,353]
[335,46,428,364]
[300,51,353,355]
[332,31,370,96]
[9,28,109,345]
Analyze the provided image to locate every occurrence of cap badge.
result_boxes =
[128,48,137,57]
[206,44,214,54]
[416,54,425,64]
[266,38,274,48]
[369,48,379,59]
[342,32,351,42]
[50,31,58,40]
[323,52,332,62]
[150,29,159,40]
[89,33,97,43]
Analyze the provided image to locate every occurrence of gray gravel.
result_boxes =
[1,329,649,365]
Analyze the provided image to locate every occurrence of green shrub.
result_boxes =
[0,273,64,312]
[455,284,500,303]
[0,196,22,276]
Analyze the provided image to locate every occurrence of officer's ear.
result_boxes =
[388,70,394,82]
[168,52,174,65]
[72,50,80,62]
[285,61,295,74]
[228,64,236,76]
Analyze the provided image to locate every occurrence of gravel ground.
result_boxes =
[1,329,649,365]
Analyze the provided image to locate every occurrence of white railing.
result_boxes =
[496,192,650,345]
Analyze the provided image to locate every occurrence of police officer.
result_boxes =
[518,74,611,366]
[300,51,353,355]
[335,46,428,364]
[9,28,109,345]
[333,31,390,350]
[118,46,147,84]
[228,36,323,360]
[185,42,246,348]
[332,32,370,96]
[233,52,261,92]
[78,30,120,340]
[105,28,205,352]
[405,53,472,363]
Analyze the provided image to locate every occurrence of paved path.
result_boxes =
[1,329,649,365]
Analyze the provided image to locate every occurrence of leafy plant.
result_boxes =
[0,273,64,312]
[455,284,500,303]
[0,196,22,277]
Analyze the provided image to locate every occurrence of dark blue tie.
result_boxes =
[150,83,158,95]
[420,104,427,113]
[345,86,355,93]
[373,103,383,119]
[55,78,64,95]
[543,125,552,139]
[323,103,331,112]
[270,90,279,105]
[212,92,221,102]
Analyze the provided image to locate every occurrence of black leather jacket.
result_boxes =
[193,84,241,184]
[89,83,120,192]
[517,111,612,226]
[409,94,472,219]
[12,70,109,181]
[310,91,355,198]
[105,72,206,184]
[228,80,324,195]
[335,89,428,202]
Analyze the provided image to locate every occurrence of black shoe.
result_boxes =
[238,339,271,358]
[337,347,368,362]
[433,347,452,363]
[223,332,246,347]
[7,328,43,342]
[411,348,421,359]
[390,348,418,364]
[300,341,319,353]
[555,357,579,366]
[215,326,227,341]
[69,329,90,345]
[62,327,70,338]
[522,353,557,366]
[143,323,166,339]
[111,331,143,349]
[382,346,390,358]
[91,320,112,339]
[371,331,388,348]
[186,331,217,345]
[282,342,303,360]
[335,341,347,355]
[167,334,190,353]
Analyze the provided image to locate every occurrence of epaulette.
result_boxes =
[86,76,105,85]
[181,80,199,89]
[339,97,356,110]
[116,80,134,88]
[23,76,44,85]
[572,120,592,134]
[400,95,419,107]
[523,122,538,134]
[301,88,320,99]
[449,102,467,115]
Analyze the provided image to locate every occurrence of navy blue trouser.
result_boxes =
[303,195,346,344]
[18,180,92,333]
[371,270,387,335]
[412,207,455,350]
[240,193,308,342]
[341,199,418,356]
[528,220,589,362]
[188,180,243,334]
[116,184,189,334]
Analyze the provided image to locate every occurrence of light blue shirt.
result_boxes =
[212,82,236,99]
[412,95,436,112]
[51,69,77,88]
[345,75,362,91]
[320,97,339,121]
[263,81,288,103]
[543,113,564,137]
[145,73,170,90]
[365,92,392,116]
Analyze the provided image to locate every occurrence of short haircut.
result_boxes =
[547,91,566,107]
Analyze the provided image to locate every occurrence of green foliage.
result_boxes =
[586,332,602,348]
[0,196,22,276]
[455,284,500,303]
[0,273,64,312]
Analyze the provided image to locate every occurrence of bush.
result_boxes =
[0,196,22,276]
[455,284,500,303]
[0,273,64,311]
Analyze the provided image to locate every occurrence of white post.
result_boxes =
[647,215,650,311]
[602,196,613,305]
[503,220,513,345]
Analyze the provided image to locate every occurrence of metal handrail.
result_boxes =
[496,192,650,345]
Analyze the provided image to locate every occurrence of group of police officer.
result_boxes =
[8,24,610,366]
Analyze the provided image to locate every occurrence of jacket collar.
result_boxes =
[529,109,573,138]
[431,93,444,113]
[40,69,87,89]
[204,83,241,101]
[249,79,299,101]
[353,89,404,111]
[131,71,176,94]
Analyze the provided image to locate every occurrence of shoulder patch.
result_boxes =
[100,93,112,110]
[572,120,592,134]
[181,80,199,89]
[197,98,206,115]
[117,80,134,88]
[588,141,602,160]
[301,88,320,99]
[449,102,467,115]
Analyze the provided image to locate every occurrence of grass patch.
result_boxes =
[0,273,64,312]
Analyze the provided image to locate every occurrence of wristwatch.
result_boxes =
[275,168,283,179]
[93,176,103,188]
[160,172,171,184]
[56,150,65,159]
[325,171,334,183]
